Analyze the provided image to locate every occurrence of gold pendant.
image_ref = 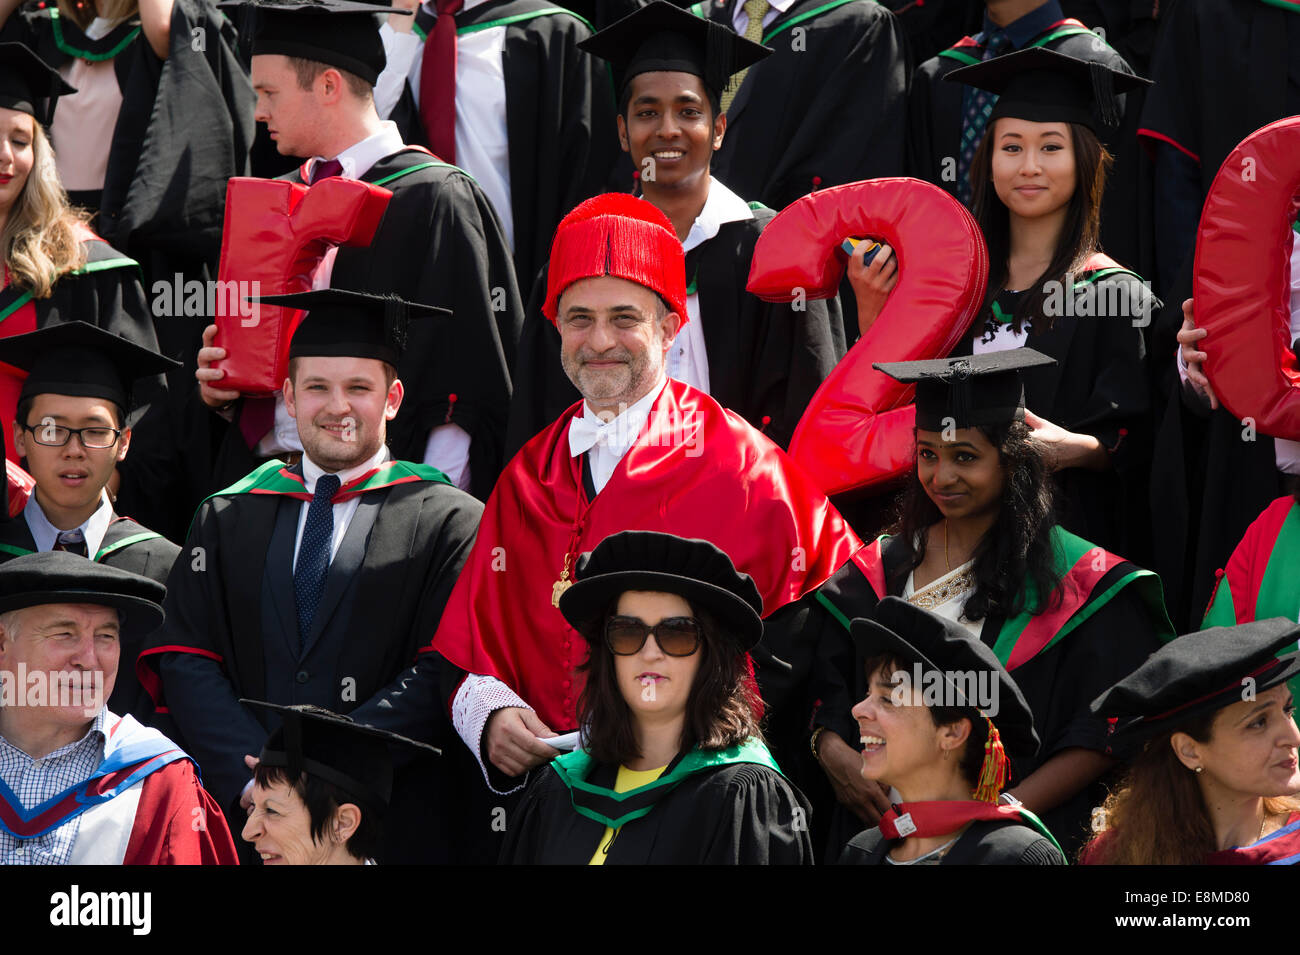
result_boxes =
[551,578,572,608]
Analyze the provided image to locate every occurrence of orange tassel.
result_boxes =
[972,717,1009,804]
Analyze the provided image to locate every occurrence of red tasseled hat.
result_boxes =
[543,193,689,326]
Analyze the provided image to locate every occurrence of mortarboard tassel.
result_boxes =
[704,21,735,102]
[1089,60,1121,129]
[972,716,1010,803]
[384,295,408,355]
[948,359,972,430]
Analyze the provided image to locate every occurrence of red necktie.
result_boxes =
[419,0,463,164]
[238,396,277,450]
[310,158,344,184]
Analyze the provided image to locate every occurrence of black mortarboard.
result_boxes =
[852,597,1039,759]
[0,321,179,413]
[579,0,772,102]
[227,0,412,86]
[873,348,1055,432]
[944,46,1151,132]
[0,551,165,641]
[559,530,765,650]
[0,42,76,125]
[244,700,441,810]
[1091,619,1300,749]
[249,288,450,367]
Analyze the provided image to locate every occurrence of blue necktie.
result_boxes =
[956,30,1010,207]
[294,473,340,647]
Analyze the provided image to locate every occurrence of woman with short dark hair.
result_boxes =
[501,530,813,864]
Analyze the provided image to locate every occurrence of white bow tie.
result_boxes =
[568,414,624,457]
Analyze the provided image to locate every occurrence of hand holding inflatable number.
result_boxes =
[212,177,394,396]
[1194,116,1300,440]
[746,178,990,496]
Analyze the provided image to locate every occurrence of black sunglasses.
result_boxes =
[604,615,702,656]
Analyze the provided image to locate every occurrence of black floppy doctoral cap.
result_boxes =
[579,0,772,102]
[229,0,413,86]
[873,347,1055,432]
[0,551,165,639]
[0,321,179,413]
[1091,619,1300,748]
[944,46,1151,133]
[244,701,441,810]
[250,288,451,367]
[0,42,76,124]
[559,530,765,650]
[851,596,1039,758]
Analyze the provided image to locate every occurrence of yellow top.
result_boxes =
[587,764,668,865]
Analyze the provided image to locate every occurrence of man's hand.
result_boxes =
[239,754,261,812]
[196,324,240,410]
[817,730,892,824]
[846,241,898,338]
[1176,297,1220,409]
[486,707,561,777]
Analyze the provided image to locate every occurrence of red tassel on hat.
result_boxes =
[542,194,689,327]
[972,716,1009,804]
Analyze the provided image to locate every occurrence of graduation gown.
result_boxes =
[0,512,179,721]
[431,378,860,739]
[0,712,238,865]
[170,147,523,544]
[17,0,255,288]
[906,12,1141,264]
[697,0,908,212]
[955,257,1159,558]
[501,739,814,864]
[838,816,1066,865]
[505,202,846,456]
[1082,812,1300,865]
[138,459,484,863]
[805,529,1172,859]
[388,0,620,288]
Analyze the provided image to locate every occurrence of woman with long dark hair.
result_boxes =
[1084,619,1300,865]
[804,349,1172,860]
[851,48,1156,557]
[501,530,813,864]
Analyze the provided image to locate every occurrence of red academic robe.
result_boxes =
[430,378,862,730]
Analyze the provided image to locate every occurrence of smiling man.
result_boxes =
[507,1,843,455]
[0,322,181,721]
[142,290,484,864]
[350,195,859,845]
[0,552,238,864]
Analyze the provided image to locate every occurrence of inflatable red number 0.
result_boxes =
[746,178,989,496]
[1195,116,1300,439]
[213,176,394,395]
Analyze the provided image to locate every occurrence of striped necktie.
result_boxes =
[956,29,1009,207]
[294,473,340,648]
[720,0,770,114]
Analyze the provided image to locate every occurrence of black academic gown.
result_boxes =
[701,0,908,213]
[0,512,178,722]
[388,0,620,288]
[838,817,1066,865]
[803,534,1164,861]
[906,12,1140,263]
[168,148,523,544]
[501,756,815,864]
[141,464,484,863]
[505,203,846,456]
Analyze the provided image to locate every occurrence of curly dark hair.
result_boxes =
[252,762,383,862]
[576,600,764,767]
[890,418,1062,621]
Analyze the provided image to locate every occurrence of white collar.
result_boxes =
[23,489,115,557]
[420,0,494,13]
[309,121,406,181]
[302,445,391,494]
[567,377,668,458]
[681,178,754,254]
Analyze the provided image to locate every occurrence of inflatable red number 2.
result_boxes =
[1195,116,1300,440]
[746,178,989,496]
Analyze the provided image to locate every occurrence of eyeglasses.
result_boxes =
[604,615,702,656]
[21,422,122,449]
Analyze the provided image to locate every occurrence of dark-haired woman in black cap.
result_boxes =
[501,530,813,864]
[839,597,1064,865]
[1083,620,1300,865]
[805,349,1172,860]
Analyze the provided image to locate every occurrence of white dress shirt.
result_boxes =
[23,490,115,559]
[669,178,755,394]
[566,377,669,493]
[256,122,473,489]
[291,445,390,571]
[375,0,514,249]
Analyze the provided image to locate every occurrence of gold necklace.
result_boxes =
[944,520,950,571]
[1259,810,1274,842]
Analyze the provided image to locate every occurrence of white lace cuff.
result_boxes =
[451,674,531,795]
